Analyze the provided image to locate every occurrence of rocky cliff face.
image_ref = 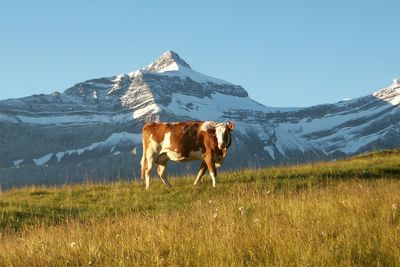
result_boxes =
[0,51,399,188]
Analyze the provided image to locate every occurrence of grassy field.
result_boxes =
[0,150,400,266]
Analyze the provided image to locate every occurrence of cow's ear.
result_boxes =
[227,121,235,130]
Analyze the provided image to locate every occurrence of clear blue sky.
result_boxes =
[1,1,399,107]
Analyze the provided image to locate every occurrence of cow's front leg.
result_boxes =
[193,161,207,185]
[204,155,217,188]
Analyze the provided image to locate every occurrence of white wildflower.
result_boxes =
[239,206,245,215]
[70,241,78,248]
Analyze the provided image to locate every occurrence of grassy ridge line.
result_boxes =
[0,149,400,233]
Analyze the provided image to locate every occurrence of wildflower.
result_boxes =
[266,191,271,195]
[239,206,245,215]
[213,213,218,219]
[70,241,78,248]
[209,200,213,204]
[392,204,398,210]
[254,218,260,224]
[88,261,93,265]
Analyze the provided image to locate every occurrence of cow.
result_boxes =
[140,121,235,189]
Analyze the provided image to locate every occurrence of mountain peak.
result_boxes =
[144,51,191,73]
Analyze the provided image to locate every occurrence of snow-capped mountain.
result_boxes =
[0,51,399,188]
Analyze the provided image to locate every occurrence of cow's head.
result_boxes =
[215,121,235,158]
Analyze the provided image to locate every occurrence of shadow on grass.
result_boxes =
[0,206,86,231]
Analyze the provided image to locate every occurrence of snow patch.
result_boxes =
[373,87,400,105]
[13,159,24,166]
[157,66,232,85]
[264,146,275,159]
[164,92,291,122]
[133,103,162,119]
[52,132,142,162]
[33,153,53,166]
[56,152,65,162]
[15,112,138,126]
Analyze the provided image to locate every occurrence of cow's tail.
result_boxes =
[140,133,147,180]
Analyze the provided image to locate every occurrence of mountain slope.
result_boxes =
[0,51,399,188]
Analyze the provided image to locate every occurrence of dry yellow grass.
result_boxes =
[0,150,399,266]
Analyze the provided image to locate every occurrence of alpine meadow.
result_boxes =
[0,150,399,266]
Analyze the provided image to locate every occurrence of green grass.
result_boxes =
[0,149,400,266]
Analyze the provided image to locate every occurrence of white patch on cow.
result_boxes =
[215,123,227,149]
[158,132,204,162]
[160,132,185,162]
[200,121,217,131]
[147,134,162,161]
[162,132,171,148]
[166,150,185,161]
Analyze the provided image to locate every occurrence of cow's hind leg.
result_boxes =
[193,161,207,185]
[144,156,155,190]
[157,163,172,188]
[140,154,147,181]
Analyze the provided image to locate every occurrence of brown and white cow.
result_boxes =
[140,121,235,189]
